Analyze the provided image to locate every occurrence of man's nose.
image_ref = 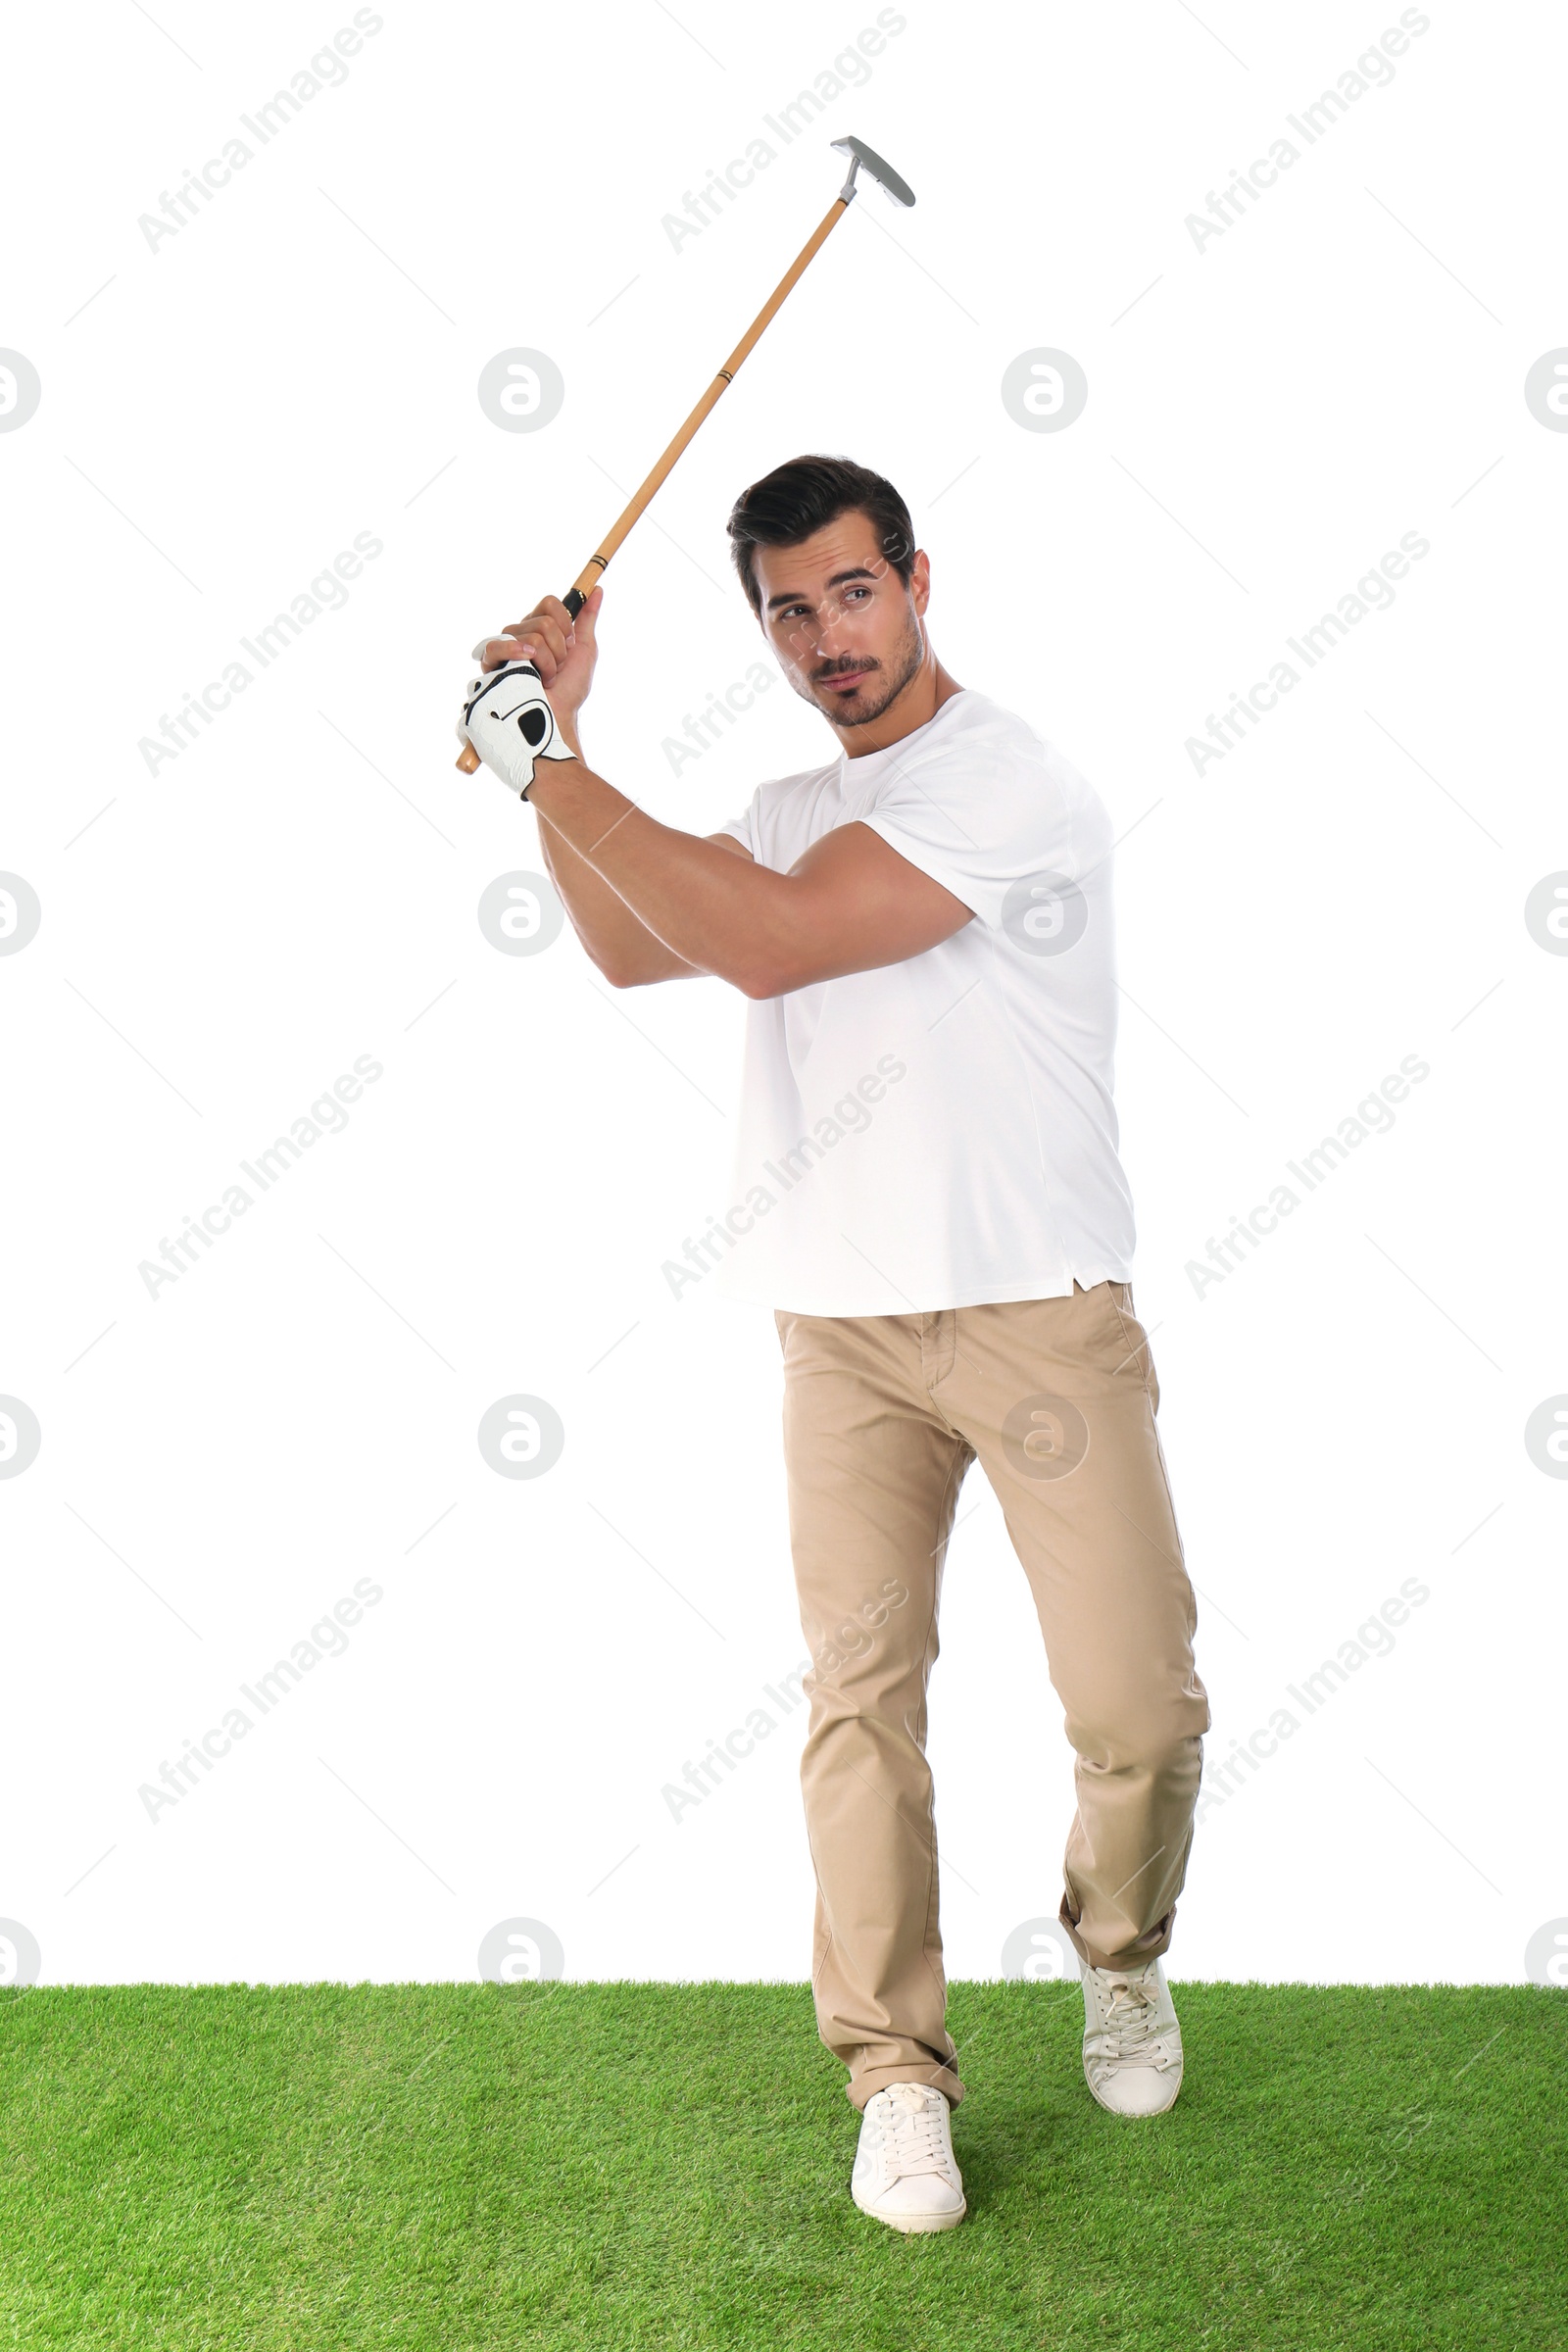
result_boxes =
[813,608,858,655]
[787,612,832,661]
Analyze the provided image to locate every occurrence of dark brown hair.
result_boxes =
[725,454,917,619]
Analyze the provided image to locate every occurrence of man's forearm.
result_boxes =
[530,752,702,986]
[528,743,798,1000]
[466,587,974,1004]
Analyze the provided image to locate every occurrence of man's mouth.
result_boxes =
[819,666,874,695]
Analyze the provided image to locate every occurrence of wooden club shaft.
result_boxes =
[456,190,854,775]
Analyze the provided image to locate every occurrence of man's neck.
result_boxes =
[838,645,965,760]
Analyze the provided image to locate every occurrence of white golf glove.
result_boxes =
[458,658,578,799]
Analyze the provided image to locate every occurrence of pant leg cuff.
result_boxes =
[848,2057,965,2112]
[1058,1890,1174,1974]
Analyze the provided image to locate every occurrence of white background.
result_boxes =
[3,0,1564,1990]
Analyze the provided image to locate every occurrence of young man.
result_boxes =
[460,455,1209,2236]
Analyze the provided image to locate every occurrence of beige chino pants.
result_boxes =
[773,1279,1209,2112]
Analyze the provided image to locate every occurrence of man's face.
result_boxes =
[753,508,930,730]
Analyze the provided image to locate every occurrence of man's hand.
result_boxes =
[458,659,581,799]
[474,585,603,732]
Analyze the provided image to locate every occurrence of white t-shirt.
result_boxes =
[707,686,1136,1316]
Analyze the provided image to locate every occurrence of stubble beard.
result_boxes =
[800,606,927,729]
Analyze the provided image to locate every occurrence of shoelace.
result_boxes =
[871,2087,950,2177]
[1087,1972,1176,2069]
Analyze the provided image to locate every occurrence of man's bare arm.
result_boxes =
[473,590,760,986]
[471,588,971,997]
[533,808,754,986]
[528,749,971,999]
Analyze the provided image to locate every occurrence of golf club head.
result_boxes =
[831,134,916,209]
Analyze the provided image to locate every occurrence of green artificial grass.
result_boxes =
[0,1982,1561,2350]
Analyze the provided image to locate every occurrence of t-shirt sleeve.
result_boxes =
[855,723,1088,934]
[713,796,759,857]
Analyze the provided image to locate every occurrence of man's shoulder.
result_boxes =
[738,690,1100,817]
[899,688,1100,803]
[931,685,1047,758]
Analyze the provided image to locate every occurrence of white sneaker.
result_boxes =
[1080,1956,1185,2117]
[851,2082,966,2233]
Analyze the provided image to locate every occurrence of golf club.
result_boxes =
[455,133,915,774]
